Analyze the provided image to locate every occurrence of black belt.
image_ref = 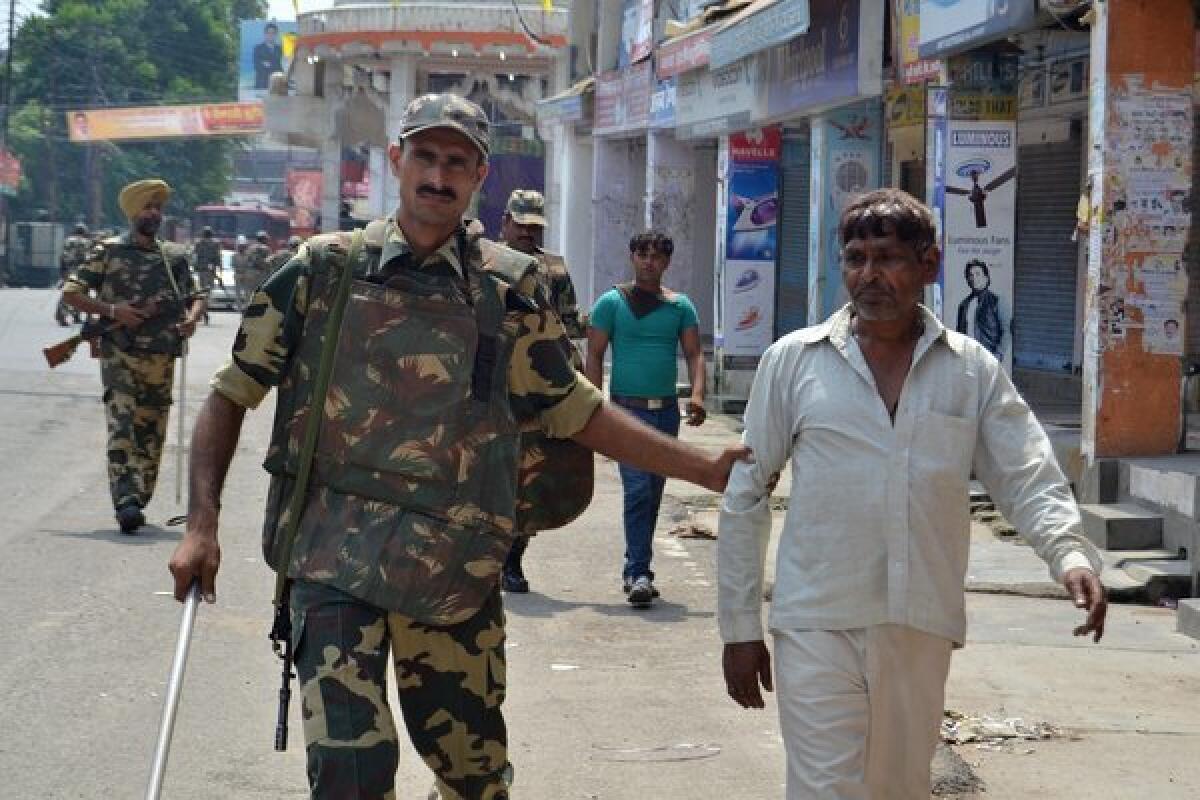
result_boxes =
[611,394,678,411]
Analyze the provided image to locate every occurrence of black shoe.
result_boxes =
[501,569,529,593]
[622,575,660,598]
[627,575,655,609]
[116,504,145,535]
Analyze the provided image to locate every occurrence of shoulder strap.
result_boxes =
[272,229,365,606]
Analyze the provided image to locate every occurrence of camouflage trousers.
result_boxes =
[291,580,511,800]
[99,347,174,510]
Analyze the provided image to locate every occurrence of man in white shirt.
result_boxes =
[717,188,1107,800]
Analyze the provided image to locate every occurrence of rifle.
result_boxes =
[43,299,164,368]
[43,318,116,368]
[267,230,362,751]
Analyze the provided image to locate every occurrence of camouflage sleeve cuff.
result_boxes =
[539,371,603,438]
[211,359,270,410]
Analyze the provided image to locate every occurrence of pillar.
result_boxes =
[1081,0,1195,458]
[556,126,594,310]
[376,54,418,213]
[591,136,648,301]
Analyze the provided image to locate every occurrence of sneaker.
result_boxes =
[627,575,655,609]
[501,568,529,593]
[622,575,660,598]
[116,504,145,535]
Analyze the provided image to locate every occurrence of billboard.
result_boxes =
[0,149,21,196]
[239,20,298,102]
[66,103,264,142]
[918,0,1038,59]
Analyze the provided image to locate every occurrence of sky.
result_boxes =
[265,0,300,21]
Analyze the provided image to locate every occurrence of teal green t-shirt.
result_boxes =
[590,288,699,398]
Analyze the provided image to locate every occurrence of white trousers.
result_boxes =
[772,624,953,800]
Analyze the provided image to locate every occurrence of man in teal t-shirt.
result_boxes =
[586,230,708,608]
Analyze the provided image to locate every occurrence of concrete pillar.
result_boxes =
[1081,0,1195,459]
[596,0,624,73]
[559,127,595,310]
[320,134,342,233]
[377,54,419,213]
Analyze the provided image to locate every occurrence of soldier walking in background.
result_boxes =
[246,229,273,290]
[265,234,302,276]
[231,234,251,309]
[55,223,90,326]
[192,226,222,325]
[168,94,746,800]
[59,179,205,534]
[494,188,586,593]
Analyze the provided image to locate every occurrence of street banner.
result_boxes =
[943,119,1017,369]
[722,126,781,360]
[240,20,298,102]
[0,149,21,196]
[66,103,264,142]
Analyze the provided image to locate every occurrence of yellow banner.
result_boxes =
[66,102,264,143]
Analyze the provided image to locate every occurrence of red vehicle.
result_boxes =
[193,203,291,250]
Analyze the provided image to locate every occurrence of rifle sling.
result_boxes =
[272,230,365,608]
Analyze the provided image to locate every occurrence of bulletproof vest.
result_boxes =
[95,236,188,355]
[479,238,594,534]
[262,222,535,625]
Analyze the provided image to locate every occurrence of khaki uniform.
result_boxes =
[192,237,222,295]
[211,218,601,799]
[532,248,584,338]
[63,235,196,512]
[56,235,91,324]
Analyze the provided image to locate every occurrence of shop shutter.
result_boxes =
[1013,140,1082,371]
[775,132,811,337]
[1187,105,1200,361]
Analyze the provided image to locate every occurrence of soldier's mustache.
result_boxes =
[417,185,457,201]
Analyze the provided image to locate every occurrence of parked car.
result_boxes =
[206,249,240,311]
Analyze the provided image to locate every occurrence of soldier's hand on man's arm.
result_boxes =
[723,640,773,709]
[1064,566,1107,642]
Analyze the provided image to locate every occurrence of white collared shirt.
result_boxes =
[717,305,1101,646]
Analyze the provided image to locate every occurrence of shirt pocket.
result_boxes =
[912,411,977,486]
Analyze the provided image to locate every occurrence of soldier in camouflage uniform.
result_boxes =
[494,189,585,594]
[61,179,206,533]
[245,229,273,290]
[192,226,222,325]
[168,94,746,800]
[55,223,91,325]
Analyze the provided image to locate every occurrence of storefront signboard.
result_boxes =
[674,58,757,139]
[593,61,654,136]
[710,0,811,70]
[918,0,1038,59]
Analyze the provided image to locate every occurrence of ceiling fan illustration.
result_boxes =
[945,159,1016,228]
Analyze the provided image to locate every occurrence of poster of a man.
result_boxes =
[956,259,1005,357]
[239,20,296,101]
[71,112,89,141]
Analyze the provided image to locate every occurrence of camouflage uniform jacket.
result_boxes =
[60,235,91,274]
[192,238,221,272]
[210,218,602,624]
[63,233,197,356]
[532,247,584,338]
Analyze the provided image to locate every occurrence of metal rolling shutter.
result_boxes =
[775,132,811,337]
[1013,140,1082,370]
[1187,105,1200,361]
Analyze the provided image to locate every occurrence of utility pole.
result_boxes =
[0,0,15,284]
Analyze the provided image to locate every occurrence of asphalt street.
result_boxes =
[1,287,1198,799]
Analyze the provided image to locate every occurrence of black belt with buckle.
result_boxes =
[611,394,678,411]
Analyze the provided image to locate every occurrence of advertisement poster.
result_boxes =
[943,119,1017,368]
[918,0,1037,59]
[723,127,781,359]
[811,102,882,321]
[239,20,297,102]
[66,102,264,142]
[286,169,322,234]
[0,148,21,196]
[895,0,941,84]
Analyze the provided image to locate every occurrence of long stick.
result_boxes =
[145,582,200,800]
[175,340,187,504]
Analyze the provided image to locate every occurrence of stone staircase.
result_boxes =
[1078,455,1200,640]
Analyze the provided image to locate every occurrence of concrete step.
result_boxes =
[1179,599,1200,641]
[1105,557,1193,604]
[1079,503,1163,550]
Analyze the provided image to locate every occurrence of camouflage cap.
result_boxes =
[506,189,547,227]
[398,93,490,159]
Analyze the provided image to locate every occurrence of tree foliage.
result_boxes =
[7,0,268,227]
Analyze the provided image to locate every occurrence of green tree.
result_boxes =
[6,0,268,227]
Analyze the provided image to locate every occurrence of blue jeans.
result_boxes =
[617,403,681,580]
